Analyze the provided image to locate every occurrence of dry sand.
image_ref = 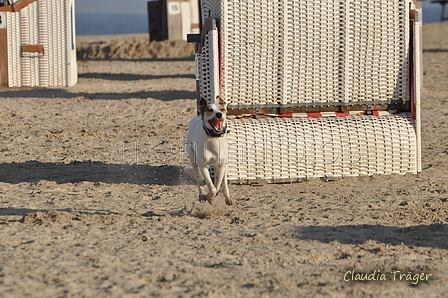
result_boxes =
[0,23,448,297]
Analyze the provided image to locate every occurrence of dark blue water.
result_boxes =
[75,6,442,36]
[422,3,445,23]
[76,13,148,35]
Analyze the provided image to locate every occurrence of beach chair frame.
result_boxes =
[190,0,422,184]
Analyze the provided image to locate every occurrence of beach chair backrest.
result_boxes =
[200,0,410,113]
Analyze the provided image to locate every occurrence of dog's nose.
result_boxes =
[216,112,222,119]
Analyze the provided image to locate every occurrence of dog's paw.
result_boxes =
[206,191,216,205]
[199,194,207,202]
[207,195,215,206]
[225,196,234,206]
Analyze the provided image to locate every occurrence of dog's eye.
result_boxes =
[219,108,226,112]
[207,108,214,112]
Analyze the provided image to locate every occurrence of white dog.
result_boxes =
[184,97,233,206]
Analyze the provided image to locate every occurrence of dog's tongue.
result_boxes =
[209,118,224,131]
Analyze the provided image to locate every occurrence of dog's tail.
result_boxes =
[183,167,195,178]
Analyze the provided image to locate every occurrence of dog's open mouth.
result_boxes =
[208,118,225,132]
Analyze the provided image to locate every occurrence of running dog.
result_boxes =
[184,97,233,206]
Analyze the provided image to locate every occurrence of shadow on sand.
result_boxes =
[297,224,448,250]
[0,88,195,101]
[0,161,185,186]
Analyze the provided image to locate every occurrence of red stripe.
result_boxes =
[278,113,293,117]
[335,111,350,117]
[306,112,322,118]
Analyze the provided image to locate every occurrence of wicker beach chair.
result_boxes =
[0,0,77,87]
[190,0,422,184]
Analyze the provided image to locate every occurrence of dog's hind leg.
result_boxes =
[222,169,233,206]
[191,164,207,202]
[197,165,217,205]
[197,182,207,202]
[183,167,195,178]
[213,166,233,206]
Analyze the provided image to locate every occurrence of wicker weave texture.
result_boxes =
[6,0,73,87]
[198,22,220,103]
[200,0,409,107]
[226,113,417,183]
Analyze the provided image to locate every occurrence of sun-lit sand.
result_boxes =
[0,22,448,297]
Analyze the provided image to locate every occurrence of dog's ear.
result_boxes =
[199,98,207,107]
[217,96,226,111]
[198,98,207,116]
[216,96,225,105]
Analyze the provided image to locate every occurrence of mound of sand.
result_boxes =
[76,34,195,60]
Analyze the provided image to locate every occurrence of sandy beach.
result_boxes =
[0,22,448,297]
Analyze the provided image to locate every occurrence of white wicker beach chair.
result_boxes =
[0,0,77,87]
[189,0,423,184]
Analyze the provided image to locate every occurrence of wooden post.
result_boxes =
[166,0,182,41]
[0,27,8,87]
[443,2,448,21]
[148,0,161,41]
[148,0,169,41]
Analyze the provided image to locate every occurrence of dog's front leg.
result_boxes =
[191,164,207,202]
[197,164,217,205]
